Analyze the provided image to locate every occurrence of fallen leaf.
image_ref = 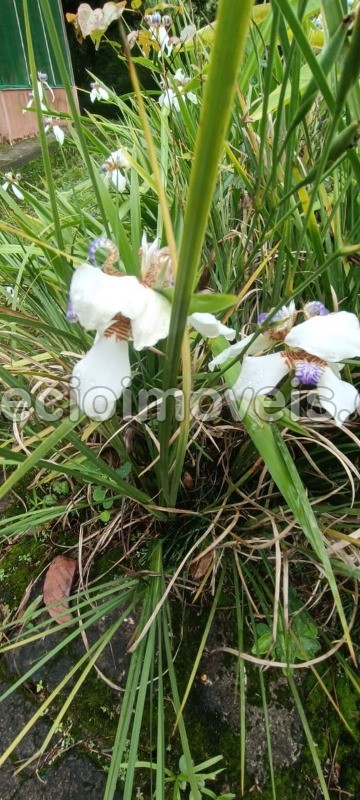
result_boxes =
[190,551,213,581]
[43,556,77,624]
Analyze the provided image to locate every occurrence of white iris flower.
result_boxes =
[144,12,173,55]
[90,82,110,103]
[44,117,65,145]
[22,71,54,113]
[101,148,130,191]
[210,305,360,427]
[1,172,24,200]
[159,68,198,112]
[68,236,235,421]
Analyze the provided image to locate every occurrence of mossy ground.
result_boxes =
[1,490,359,799]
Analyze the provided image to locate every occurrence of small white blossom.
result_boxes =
[158,68,198,112]
[144,12,173,55]
[90,81,110,103]
[23,90,47,114]
[44,117,65,145]
[22,71,54,113]
[211,306,360,427]
[101,148,130,191]
[1,172,24,200]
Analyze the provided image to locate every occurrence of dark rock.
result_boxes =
[0,682,123,800]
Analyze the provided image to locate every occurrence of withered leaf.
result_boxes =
[190,551,213,581]
[43,556,77,624]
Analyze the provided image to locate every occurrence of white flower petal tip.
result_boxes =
[139,233,159,271]
[230,352,290,402]
[131,288,172,350]
[208,332,270,371]
[316,367,360,427]
[70,263,148,331]
[71,335,131,421]
[53,125,65,145]
[285,310,360,361]
[188,312,235,341]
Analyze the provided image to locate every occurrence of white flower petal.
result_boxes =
[71,335,131,421]
[231,352,290,402]
[90,88,97,103]
[110,148,130,170]
[188,312,235,341]
[53,125,65,145]
[186,91,198,105]
[159,88,179,110]
[140,232,159,276]
[110,170,127,191]
[45,82,55,102]
[37,81,44,102]
[328,362,344,377]
[99,86,109,100]
[174,68,185,82]
[285,311,360,361]
[23,98,34,112]
[70,263,148,331]
[2,182,9,191]
[316,366,359,427]
[208,333,270,370]
[158,25,169,50]
[131,288,171,350]
[12,185,24,200]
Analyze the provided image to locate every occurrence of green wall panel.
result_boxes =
[0,0,72,88]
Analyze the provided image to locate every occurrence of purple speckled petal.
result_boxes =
[272,308,289,322]
[258,304,294,326]
[66,298,78,323]
[304,301,329,318]
[88,237,119,270]
[145,11,162,25]
[88,237,108,266]
[294,360,324,386]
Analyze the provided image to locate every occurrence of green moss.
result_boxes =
[19,144,86,190]
[302,669,360,796]
[64,670,119,749]
[0,537,49,608]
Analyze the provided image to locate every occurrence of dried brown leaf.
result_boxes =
[43,555,77,624]
[190,551,213,581]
